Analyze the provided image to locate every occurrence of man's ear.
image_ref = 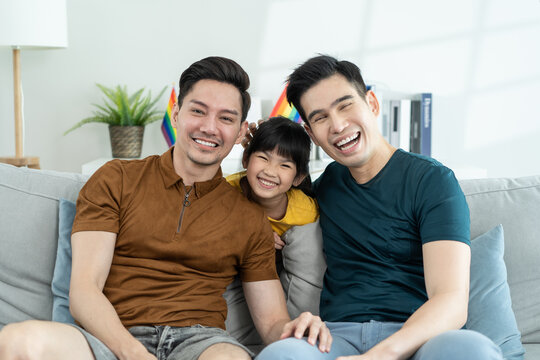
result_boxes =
[366,90,380,117]
[235,121,249,145]
[171,103,179,127]
[292,173,307,187]
[303,122,320,146]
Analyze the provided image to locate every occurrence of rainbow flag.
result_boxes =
[269,84,302,123]
[161,87,177,147]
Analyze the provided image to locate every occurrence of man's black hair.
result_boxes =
[286,55,367,125]
[178,56,251,122]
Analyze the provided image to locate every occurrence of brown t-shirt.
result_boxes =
[72,148,277,329]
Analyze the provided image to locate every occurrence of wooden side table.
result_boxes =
[0,156,40,169]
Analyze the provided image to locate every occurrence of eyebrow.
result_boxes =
[190,99,239,116]
[307,95,354,122]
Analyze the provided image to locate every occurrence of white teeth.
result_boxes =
[259,178,277,187]
[195,139,217,147]
[336,133,359,147]
[340,141,357,151]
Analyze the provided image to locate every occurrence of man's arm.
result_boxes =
[339,240,470,360]
[69,231,156,360]
[242,279,332,352]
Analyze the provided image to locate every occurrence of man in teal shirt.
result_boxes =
[257,55,502,360]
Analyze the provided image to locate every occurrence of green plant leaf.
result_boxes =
[65,84,167,134]
[63,116,113,135]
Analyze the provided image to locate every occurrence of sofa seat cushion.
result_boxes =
[0,164,87,328]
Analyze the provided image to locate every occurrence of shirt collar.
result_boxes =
[159,147,224,197]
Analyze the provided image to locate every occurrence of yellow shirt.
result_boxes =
[226,171,319,236]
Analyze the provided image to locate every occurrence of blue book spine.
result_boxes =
[420,93,432,157]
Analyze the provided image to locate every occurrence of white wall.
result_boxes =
[1,0,539,177]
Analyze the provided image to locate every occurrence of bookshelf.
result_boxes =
[369,86,432,157]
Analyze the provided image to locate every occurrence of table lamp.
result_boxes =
[0,0,68,168]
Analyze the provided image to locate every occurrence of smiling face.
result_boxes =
[301,74,390,177]
[172,79,247,179]
[243,148,303,203]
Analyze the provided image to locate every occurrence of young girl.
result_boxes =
[226,116,318,249]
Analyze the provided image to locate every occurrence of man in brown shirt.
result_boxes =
[0,57,331,360]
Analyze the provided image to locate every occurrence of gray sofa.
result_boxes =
[1,163,539,359]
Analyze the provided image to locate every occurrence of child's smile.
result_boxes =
[245,148,299,202]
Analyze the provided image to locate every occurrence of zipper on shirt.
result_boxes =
[176,184,192,233]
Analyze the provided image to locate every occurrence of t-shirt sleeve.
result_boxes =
[416,165,470,245]
[72,160,123,234]
[238,213,279,282]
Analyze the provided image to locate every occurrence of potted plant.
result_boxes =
[65,84,166,158]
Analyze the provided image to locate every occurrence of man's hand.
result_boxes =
[243,281,331,353]
[279,312,332,353]
[241,119,265,148]
[274,232,286,250]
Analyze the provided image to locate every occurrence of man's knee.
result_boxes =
[414,330,503,360]
[198,342,251,360]
[256,338,324,360]
[0,320,52,359]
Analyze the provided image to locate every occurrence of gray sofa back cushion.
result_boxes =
[459,175,540,344]
[280,220,325,319]
[0,164,88,328]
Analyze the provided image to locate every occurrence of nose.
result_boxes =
[200,115,218,134]
[262,161,279,177]
[329,114,348,134]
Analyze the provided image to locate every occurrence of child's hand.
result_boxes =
[274,232,286,250]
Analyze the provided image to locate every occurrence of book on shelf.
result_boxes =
[410,99,421,154]
[399,99,411,152]
[419,93,432,157]
[389,100,399,148]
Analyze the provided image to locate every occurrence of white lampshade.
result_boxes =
[0,0,68,48]
[0,0,67,168]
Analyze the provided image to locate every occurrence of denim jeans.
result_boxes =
[74,324,252,360]
[255,321,503,360]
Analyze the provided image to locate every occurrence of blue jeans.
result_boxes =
[256,321,503,360]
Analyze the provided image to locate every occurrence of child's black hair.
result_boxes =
[243,116,313,197]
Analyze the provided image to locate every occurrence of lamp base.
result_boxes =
[0,156,40,169]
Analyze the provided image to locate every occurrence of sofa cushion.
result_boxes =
[466,224,524,360]
[523,343,540,360]
[460,176,540,344]
[280,220,325,319]
[51,199,77,324]
[0,164,87,329]
[223,277,263,353]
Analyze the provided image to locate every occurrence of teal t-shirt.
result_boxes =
[314,149,470,323]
